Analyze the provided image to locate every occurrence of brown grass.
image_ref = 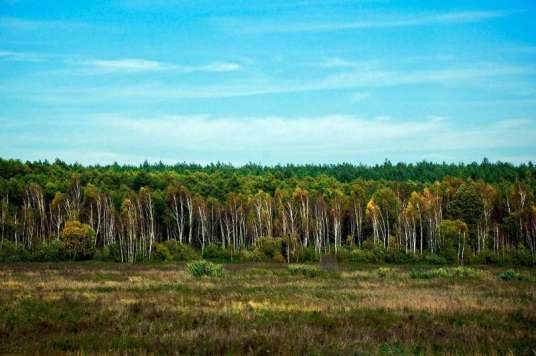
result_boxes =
[0,262,534,354]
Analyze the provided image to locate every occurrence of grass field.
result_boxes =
[1,263,535,355]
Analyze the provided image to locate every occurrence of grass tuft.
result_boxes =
[287,264,323,277]
[185,260,224,278]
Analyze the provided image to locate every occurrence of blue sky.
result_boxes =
[1,0,535,165]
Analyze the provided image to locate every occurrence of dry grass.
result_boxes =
[0,262,535,354]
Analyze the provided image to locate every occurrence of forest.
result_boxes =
[1,158,535,265]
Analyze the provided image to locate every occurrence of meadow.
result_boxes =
[1,262,535,355]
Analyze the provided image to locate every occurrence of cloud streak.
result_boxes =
[218,10,511,33]
[2,114,534,165]
[74,58,241,74]
[0,16,89,30]
[13,61,533,104]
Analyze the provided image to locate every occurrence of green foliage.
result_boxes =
[447,183,483,226]
[32,240,63,262]
[255,237,285,262]
[452,266,480,278]
[0,241,30,262]
[511,245,536,266]
[237,249,263,262]
[186,260,224,278]
[202,245,233,262]
[152,243,173,262]
[295,246,319,263]
[498,270,523,281]
[160,240,200,261]
[424,254,448,265]
[376,267,393,278]
[410,267,481,279]
[410,267,450,279]
[60,220,95,260]
[287,264,323,277]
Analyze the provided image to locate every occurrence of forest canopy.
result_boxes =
[0,158,535,264]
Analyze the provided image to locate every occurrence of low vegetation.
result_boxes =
[185,260,224,278]
[0,262,534,354]
[287,264,323,277]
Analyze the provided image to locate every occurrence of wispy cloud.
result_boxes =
[23,62,533,103]
[3,114,534,165]
[219,10,511,33]
[493,118,532,129]
[74,58,241,74]
[0,50,46,62]
[0,16,89,30]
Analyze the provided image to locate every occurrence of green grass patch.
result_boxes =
[410,266,481,279]
[287,264,323,277]
[185,260,224,278]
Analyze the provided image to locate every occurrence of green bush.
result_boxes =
[94,243,123,262]
[288,264,323,277]
[203,245,233,262]
[256,237,284,261]
[410,267,450,279]
[347,248,375,263]
[32,240,63,262]
[468,250,500,265]
[238,249,263,262]
[296,246,319,263]
[498,270,523,281]
[161,240,200,261]
[152,242,173,262]
[0,241,31,262]
[385,249,418,264]
[424,254,447,265]
[60,220,95,260]
[452,266,480,278]
[410,267,481,279]
[512,246,535,266]
[376,267,393,278]
[186,260,224,278]
[272,252,286,263]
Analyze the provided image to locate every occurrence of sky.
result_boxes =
[1,0,535,166]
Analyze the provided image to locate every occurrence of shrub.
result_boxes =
[272,252,286,263]
[186,260,224,278]
[377,267,393,278]
[424,254,447,265]
[0,241,30,262]
[296,246,319,263]
[347,248,375,263]
[410,267,481,279]
[161,240,200,261]
[202,245,232,262]
[32,240,63,262]
[94,243,123,262]
[256,237,284,261]
[498,270,523,281]
[60,220,95,260]
[238,249,263,262]
[410,267,449,279]
[452,266,480,278]
[152,243,173,262]
[385,249,418,264]
[512,246,535,266]
[288,264,323,277]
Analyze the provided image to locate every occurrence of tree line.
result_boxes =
[0,158,535,264]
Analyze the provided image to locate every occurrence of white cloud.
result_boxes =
[2,114,534,165]
[493,118,531,129]
[83,59,165,73]
[0,50,45,62]
[219,10,511,34]
[75,58,241,74]
[0,16,89,30]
